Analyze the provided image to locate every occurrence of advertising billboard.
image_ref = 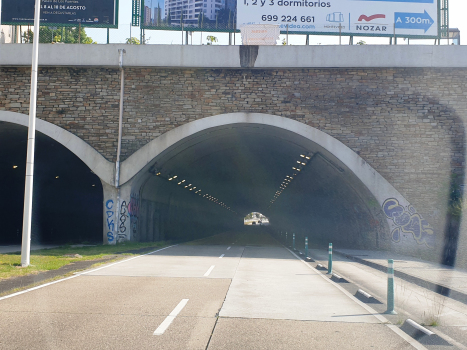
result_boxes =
[238,0,439,37]
[141,0,439,38]
[1,0,118,28]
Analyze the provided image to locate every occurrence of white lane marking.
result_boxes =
[219,254,225,258]
[154,299,189,335]
[204,265,215,277]
[285,248,428,350]
[227,246,231,250]
[0,244,178,302]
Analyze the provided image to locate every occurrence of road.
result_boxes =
[0,231,419,349]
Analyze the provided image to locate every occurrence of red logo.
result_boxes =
[358,14,386,22]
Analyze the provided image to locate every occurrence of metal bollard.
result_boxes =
[386,259,397,314]
[293,233,295,250]
[305,237,308,258]
[327,243,333,274]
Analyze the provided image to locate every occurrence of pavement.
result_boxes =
[0,232,423,350]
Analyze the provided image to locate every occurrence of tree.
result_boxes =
[23,26,96,44]
[356,40,366,45]
[126,37,141,44]
[206,35,218,45]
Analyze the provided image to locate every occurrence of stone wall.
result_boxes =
[1,66,466,260]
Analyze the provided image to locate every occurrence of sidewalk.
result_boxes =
[334,249,467,304]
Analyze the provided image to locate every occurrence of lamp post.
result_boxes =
[21,0,41,267]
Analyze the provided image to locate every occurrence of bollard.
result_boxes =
[305,237,308,258]
[327,243,333,274]
[385,259,397,314]
[293,233,295,250]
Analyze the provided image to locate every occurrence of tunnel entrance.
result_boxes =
[244,213,269,226]
[0,121,103,245]
[129,122,389,250]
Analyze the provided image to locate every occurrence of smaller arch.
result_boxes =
[0,111,114,185]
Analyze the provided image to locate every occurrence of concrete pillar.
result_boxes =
[102,181,118,245]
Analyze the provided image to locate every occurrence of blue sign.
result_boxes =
[394,10,434,32]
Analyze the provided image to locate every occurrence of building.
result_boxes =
[164,0,225,25]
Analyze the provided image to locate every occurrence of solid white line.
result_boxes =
[219,254,225,258]
[154,299,189,335]
[285,248,428,350]
[227,246,231,250]
[0,244,178,302]
[204,265,215,277]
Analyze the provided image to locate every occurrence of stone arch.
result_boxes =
[0,111,114,185]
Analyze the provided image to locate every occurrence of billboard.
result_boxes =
[238,0,439,37]
[141,0,439,38]
[1,0,118,28]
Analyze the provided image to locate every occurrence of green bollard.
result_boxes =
[293,233,295,250]
[385,259,397,314]
[327,243,333,274]
[305,237,308,258]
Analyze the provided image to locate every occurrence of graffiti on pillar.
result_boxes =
[382,198,434,247]
[118,200,128,243]
[105,199,115,242]
[128,193,140,240]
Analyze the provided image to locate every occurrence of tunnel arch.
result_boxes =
[0,118,104,244]
[0,111,114,185]
[121,112,435,255]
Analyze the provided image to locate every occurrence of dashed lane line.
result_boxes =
[204,265,215,277]
[154,299,189,335]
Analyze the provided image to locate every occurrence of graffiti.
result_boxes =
[128,193,140,239]
[117,200,128,243]
[382,198,434,247]
[105,199,115,242]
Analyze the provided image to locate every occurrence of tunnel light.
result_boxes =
[193,187,196,189]
[182,180,186,183]
[184,186,188,188]
[297,169,301,171]
[306,156,311,160]
[300,154,305,158]
[168,177,173,181]
[92,184,95,187]
[301,162,306,166]
[189,188,193,191]
[173,176,178,179]
[292,167,296,170]
[13,165,18,169]
[297,161,301,164]
[178,182,182,185]
[188,184,192,187]
[55,176,59,179]
[156,172,161,176]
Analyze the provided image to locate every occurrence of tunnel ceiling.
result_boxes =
[141,123,370,218]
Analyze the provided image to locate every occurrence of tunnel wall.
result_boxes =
[1,63,466,266]
[134,176,239,242]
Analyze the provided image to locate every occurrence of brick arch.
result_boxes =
[0,111,114,184]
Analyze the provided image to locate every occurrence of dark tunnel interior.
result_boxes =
[0,121,103,245]
[132,123,389,250]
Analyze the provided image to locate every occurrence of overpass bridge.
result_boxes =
[1,44,467,268]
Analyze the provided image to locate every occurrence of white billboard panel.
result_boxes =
[237,0,439,38]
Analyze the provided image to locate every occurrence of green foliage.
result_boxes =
[126,37,141,44]
[356,40,366,45]
[23,26,96,44]
[206,35,218,45]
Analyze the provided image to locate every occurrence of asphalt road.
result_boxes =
[0,231,419,349]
